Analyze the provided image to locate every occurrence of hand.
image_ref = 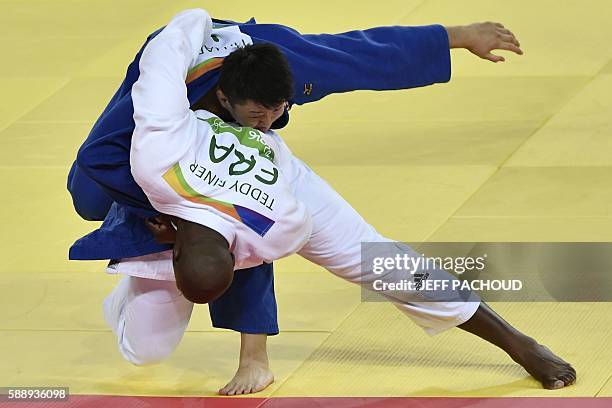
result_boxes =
[145,215,177,244]
[447,22,523,63]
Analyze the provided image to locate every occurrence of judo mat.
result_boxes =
[1,0,612,406]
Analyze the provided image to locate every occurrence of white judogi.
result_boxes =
[130,10,311,271]
[106,9,479,366]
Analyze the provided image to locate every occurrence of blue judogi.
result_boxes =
[68,17,451,334]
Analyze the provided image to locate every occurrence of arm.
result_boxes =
[131,11,208,136]
[239,21,521,105]
[240,23,453,105]
[130,9,211,191]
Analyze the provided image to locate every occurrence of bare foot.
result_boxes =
[458,303,577,390]
[510,337,576,389]
[219,333,274,395]
[218,361,274,395]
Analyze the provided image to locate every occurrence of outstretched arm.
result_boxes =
[239,20,522,106]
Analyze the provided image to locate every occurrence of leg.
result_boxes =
[218,333,274,395]
[67,162,113,221]
[209,264,279,335]
[458,302,576,389]
[291,157,575,389]
[106,256,277,394]
[211,265,278,395]
[292,158,478,334]
[103,275,194,365]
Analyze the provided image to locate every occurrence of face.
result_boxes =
[217,89,286,133]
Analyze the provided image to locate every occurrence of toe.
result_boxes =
[563,371,577,385]
[544,378,565,390]
[254,382,266,393]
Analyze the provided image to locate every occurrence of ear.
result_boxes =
[216,88,230,109]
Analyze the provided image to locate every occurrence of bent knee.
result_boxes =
[67,162,112,221]
[71,196,111,221]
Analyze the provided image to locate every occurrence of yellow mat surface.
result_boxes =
[1,0,611,399]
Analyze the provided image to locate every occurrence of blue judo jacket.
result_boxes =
[67,17,451,334]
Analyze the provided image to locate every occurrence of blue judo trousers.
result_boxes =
[67,16,452,334]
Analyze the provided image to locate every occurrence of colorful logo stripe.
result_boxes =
[186,57,224,84]
[199,116,275,162]
[162,163,275,237]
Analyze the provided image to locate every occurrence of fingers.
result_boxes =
[497,41,524,55]
[498,28,518,38]
[498,26,522,51]
[470,22,523,62]
[495,24,522,55]
[145,218,162,232]
[490,22,523,56]
[485,52,505,63]
[145,217,177,244]
[500,33,521,47]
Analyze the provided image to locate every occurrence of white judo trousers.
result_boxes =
[104,154,480,365]
[103,8,480,365]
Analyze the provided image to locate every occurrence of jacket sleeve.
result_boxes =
[241,23,452,105]
[129,9,211,202]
